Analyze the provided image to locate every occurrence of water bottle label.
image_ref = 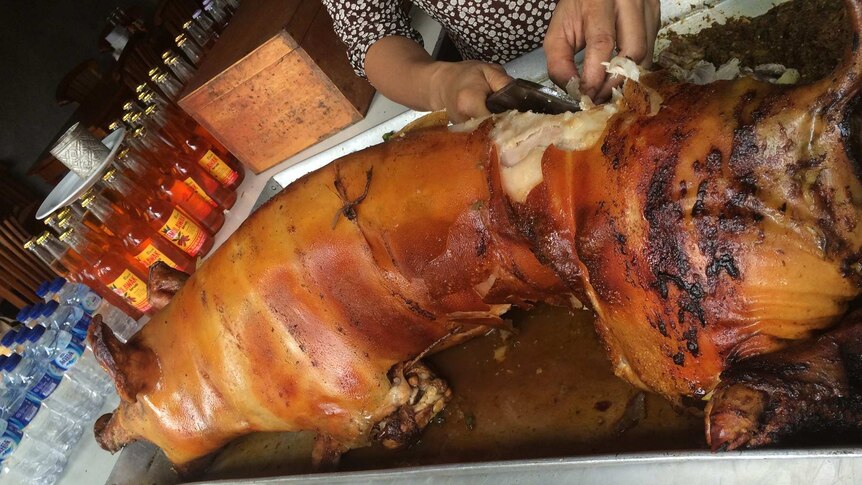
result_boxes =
[27,373,61,401]
[72,313,92,340]
[81,291,102,314]
[10,397,40,428]
[0,426,22,460]
[52,339,85,371]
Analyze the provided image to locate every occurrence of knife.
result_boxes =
[486,79,581,115]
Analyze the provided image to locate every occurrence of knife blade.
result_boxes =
[486,79,581,115]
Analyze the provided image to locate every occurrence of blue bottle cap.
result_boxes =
[35,281,51,299]
[42,300,59,316]
[0,330,17,348]
[15,306,31,323]
[27,325,46,343]
[3,354,21,372]
[0,355,8,368]
[48,278,66,294]
[28,303,43,319]
[13,328,30,345]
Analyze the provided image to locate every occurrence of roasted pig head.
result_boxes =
[90,0,862,471]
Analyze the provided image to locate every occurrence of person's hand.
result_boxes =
[544,0,661,101]
[428,61,513,123]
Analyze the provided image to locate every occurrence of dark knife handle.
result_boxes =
[486,79,580,115]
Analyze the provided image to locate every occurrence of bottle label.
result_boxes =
[71,315,92,341]
[134,242,179,270]
[0,426,22,460]
[183,177,218,207]
[27,374,61,401]
[159,209,206,257]
[81,290,102,314]
[198,150,238,186]
[108,269,152,313]
[52,339,85,371]
[10,397,40,428]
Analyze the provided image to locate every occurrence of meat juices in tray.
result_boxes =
[92,0,862,478]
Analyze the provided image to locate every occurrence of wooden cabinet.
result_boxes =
[179,0,375,173]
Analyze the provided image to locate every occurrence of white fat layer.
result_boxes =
[491,101,619,203]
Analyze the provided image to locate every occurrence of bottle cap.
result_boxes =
[49,277,67,294]
[122,101,137,111]
[29,303,44,319]
[35,281,51,298]
[108,120,124,131]
[27,326,46,343]
[0,330,17,348]
[15,306,31,322]
[23,238,35,250]
[182,20,193,30]
[175,34,186,44]
[13,328,30,345]
[102,167,117,182]
[80,193,96,208]
[43,300,59,316]
[3,354,21,372]
[135,83,148,93]
[35,231,51,245]
[44,213,56,226]
[147,67,160,78]
[58,228,74,242]
[0,356,8,369]
[57,207,72,220]
[161,50,172,60]
[57,217,72,230]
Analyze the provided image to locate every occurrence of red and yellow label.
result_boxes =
[108,269,152,312]
[183,177,217,207]
[134,242,179,270]
[159,209,207,256]
[198,150,238,186]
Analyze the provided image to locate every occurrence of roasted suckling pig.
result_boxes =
[91,0,862,471]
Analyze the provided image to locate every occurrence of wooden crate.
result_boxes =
[178,0,375,173]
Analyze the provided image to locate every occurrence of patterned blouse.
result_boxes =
[321,0,557,78]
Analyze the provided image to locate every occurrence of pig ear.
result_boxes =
[87,315,158,402]
[147,261,190,311]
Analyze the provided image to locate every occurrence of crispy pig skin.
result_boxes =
[706,310,862,450]
[90,122,566,466]
[92,0,862,466]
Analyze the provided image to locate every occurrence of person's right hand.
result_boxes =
[428,61,513,123]
[544,0,661,101]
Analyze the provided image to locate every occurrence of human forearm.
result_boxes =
[364,36,513,122]
[365,36,441,111]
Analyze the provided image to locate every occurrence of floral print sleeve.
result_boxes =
[321,0,424,78]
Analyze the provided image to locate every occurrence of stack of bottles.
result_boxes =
[0,278,117,485]
[24,1,246,320]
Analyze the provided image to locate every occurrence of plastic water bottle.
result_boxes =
[0,418,66,485]
[1,385,83,457]
[45,277,138,341]
[45,278,101,314]
[3,354,102,423]
[41,301,91,342]
[25,326,112,396]
[27,303,47,329]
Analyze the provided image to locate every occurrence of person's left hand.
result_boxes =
[544,0,661,101]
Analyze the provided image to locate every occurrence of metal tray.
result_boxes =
[108,1,862,483]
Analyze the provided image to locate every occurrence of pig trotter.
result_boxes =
[706,313,862,451]
[372,361,453,449]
